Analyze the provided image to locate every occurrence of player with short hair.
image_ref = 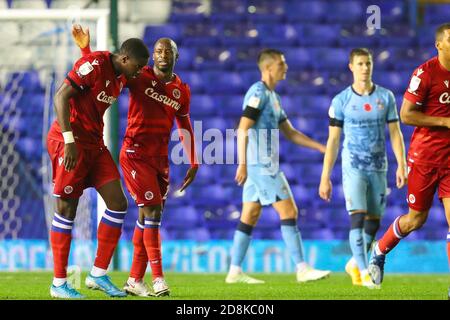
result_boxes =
[72,25,198,297]
[319,48,407,289]
[369,24,450,296]
[225,49,331,284]
[47,35,149,298]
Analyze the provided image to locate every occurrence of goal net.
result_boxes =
[0,9,109,241]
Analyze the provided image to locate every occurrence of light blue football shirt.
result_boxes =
[329,85,399,172]
[243,81,287,172]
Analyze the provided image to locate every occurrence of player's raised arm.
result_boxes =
[72,24,91,56]
[279,119,326,153]
[53,82,78,171]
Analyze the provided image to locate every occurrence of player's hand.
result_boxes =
[319,178,332,202]
[72,24,90,49]
[64,143,78,172]
[318,144,326,154]
[179,166,198,192]
[396,165,407,188]
[235,164,247,186]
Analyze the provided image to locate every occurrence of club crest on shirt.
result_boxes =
[173,88,181,99]
[145,191,154,200]
[376,99,384,110]
[64,185,73,194]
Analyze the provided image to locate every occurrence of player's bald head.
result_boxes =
[257,49,283,71]
[154,37,178,54]
[436,23,450,41]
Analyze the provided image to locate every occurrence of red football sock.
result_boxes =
[377,216,407,255]
[129,222,148,280]
[94,209,124,270]
[50,213,74,279]
[143,218,163,280]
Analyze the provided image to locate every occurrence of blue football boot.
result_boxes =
[85,274,127,297]
[50,282,85,299]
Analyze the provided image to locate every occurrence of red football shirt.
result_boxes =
[47,51,126,148]
[124,66,191,156]
[404,56,450,168]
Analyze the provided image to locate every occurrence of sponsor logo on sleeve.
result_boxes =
[328,106,335,118]
[248,96,261,109]
[78,61,94,76]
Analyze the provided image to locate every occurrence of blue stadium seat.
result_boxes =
[176,71,204,93]
[170,227,211,241]
[298,24,340,47]
[373,71,410,93]
[234,46,263,70]
[143,24,182,44]
[192,47,236,70]
[378,25,417,48]
[300,94,331,118]
[163,206,200,229]
[326,1,365,23]
[203,71,244,94]
[169,0,208,23]
[283,47,313,70]
[313,48,349,71]
[177,47,197,70]
[285,70,328,95]
[284,1,328,23]
[219,23,259,47]
[211,0,247,22]
[417,25,441,48]
[193,164,216,185]
[338,24,380,48]
[256,24,299,46]
[245,0,285,23]
[424,4,450,24]
[6,71,43,92]
[377,1,407,23]
[258,207,280,228]
[190,95,216,117]
[181,23,221,46]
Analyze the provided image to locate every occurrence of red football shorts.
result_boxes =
[407,162,450,211]
[47,138,120,199]
[119,148,169,207]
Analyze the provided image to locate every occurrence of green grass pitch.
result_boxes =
[0,272,448,300]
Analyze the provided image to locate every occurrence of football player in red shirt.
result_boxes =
[72,25,198,297]
[47,34,149,299]
[369,23,450,295]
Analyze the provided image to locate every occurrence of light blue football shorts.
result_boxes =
[243,167,293,206]
[342,166,388,216]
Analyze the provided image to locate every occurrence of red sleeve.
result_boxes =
[65,55,98,91]
[175,114,199,168]
[81,45,92,57]
[176,83,191,117]
[403,66,430,106]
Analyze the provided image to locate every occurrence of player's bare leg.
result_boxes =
[50,197,85,298]
[85,180,128,297]
[226,201,265,284]
[273,198,330,283]
[369,208,429,285]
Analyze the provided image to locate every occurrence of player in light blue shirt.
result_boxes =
[319,48,407,288]
[226,49,330,284]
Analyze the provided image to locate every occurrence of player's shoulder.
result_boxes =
[374,84,394,97]
[75,51,111,70]
[246,81,267,96]
[332,86,353,103]
[412,56,438,76]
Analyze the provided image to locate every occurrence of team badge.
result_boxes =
[408,194,416,204]
[64,186,73,194]
[145,191,154,200]
[173,88,181,99]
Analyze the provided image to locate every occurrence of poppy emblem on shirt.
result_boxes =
[173,88,181,99]
[364,103,372,112]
